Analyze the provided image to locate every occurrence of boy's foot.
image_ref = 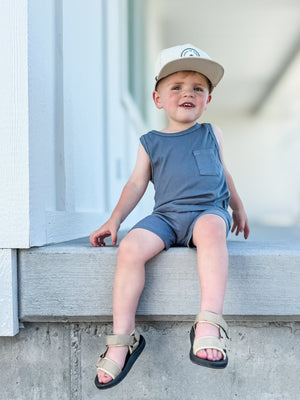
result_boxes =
[98,323,224,383]
[189,311,229,369]
[97,346,128,384]
[194,322,223,361]
[95,330,146,389]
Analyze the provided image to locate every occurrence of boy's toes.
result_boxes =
[216,350,223,361]
[206,348,214,360]
[98,371,113,384]
[211,349,219,360]
[214,349,223,361]
[196,349,208,359]
[209,349,223,361]
[196,348,223,361]
[207,349,223,361]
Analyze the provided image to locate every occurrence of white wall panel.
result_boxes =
[63,0,107,213]
[28,0,110,245]
[0,0,30,248]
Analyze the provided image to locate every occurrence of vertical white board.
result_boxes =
[0,249,18,336]
[0,0,30,248]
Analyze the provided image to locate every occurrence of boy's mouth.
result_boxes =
[180,102,195,108]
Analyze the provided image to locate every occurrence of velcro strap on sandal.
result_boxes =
[195,311,229,338]
[96,357,121,380]
[106,330,140,354]
[106,334,134,347]
[193,336,227,360]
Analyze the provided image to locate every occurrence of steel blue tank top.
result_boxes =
[140,123,230,213]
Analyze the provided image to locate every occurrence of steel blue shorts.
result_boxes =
[131,207,232,250]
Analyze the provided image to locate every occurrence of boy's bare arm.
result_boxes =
[212,125,250,239]
[90,143,151,246]
[224,170,250,239]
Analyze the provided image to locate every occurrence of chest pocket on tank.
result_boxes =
[193,149,220,176]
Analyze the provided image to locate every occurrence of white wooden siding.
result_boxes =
[0,249,18,336]
[0,0,30,249]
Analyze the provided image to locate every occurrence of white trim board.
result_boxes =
[0,0,30,249]
[0,249,19,336]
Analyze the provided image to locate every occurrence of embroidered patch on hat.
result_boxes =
[181,48,200,57]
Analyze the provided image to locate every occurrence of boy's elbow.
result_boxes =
[225,170,232,184]
[127,178,148,196]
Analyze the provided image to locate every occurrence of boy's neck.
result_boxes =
[161,121,198,134]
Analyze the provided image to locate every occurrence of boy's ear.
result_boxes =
[205,94,212,109]
[153,90,163,109]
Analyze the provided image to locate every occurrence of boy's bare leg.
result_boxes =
[98,228,165,384]
[192,214,228,362]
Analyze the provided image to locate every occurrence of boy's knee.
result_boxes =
[193,214,227,245]
[118,236,142,263]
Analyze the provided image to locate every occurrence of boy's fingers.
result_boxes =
[90,230,111,247]
[98,237,106,246]
[99,231,112,246]
[110,227,120,245]
[90,233,98,247]
[111,231,118,245]
[231,222,236,233]
[244,224,250,239]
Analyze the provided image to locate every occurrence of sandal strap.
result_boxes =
[106,334,134,347]
[96,357,121,380]
[193,336,227,360]
[106,330,140,354]
[194,311,229,338]
[96,330,141,380]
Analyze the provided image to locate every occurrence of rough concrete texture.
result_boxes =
[0,321,299,400]
[18,237,300,319]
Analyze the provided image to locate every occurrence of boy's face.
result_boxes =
[153,71,212,129]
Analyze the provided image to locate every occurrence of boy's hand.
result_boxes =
[90,219,120,247]
[231,209,250,239]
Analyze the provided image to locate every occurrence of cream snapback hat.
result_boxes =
[155,44,224,89]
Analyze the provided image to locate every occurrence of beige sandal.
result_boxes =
[189,311,229,369]
[95,330,146,389]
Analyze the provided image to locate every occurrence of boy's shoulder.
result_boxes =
[210,124,223,139]
[140,123,223,138]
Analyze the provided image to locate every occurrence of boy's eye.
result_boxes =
[171,86,181,90]
[194,87,203,92]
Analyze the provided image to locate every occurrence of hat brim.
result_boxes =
[155,58,224,89]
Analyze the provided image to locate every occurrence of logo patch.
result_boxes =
[181,48,200,57]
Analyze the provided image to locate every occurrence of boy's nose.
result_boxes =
[183,88,195,97]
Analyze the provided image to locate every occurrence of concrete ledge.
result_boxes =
[18,233,300,321]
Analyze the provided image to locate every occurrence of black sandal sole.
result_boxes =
[95,335,146,390]
[189,327,228,369]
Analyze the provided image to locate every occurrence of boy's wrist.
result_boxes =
[110,211,122,226]
[230,200,244,213]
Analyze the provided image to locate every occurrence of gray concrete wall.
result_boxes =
[3,229,299,399]
[1,320,299,400]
